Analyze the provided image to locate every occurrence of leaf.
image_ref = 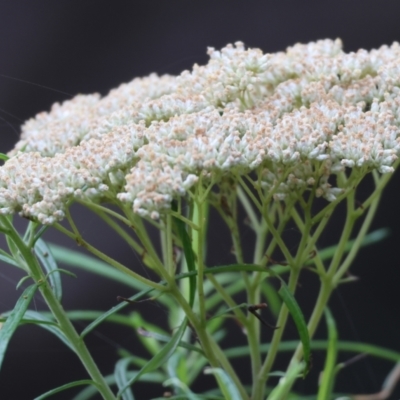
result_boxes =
[0,309,74,351]
[163,377,202,400]
[317,308,338,400]
[207,303,248,322]
[80,287,154,338]
[266,361,304,400]
[114,358,135,400]
[117,318,187,397]
[0,153,9,162]
[278,280,311,377]
[316,228,389,262]
[23,310,75,351]
[48,243,152,293]
[35,238,62,301]
[5,235,24,269]
[0,284,38,371]
[73,372,164,400]
[34,380,100,400]
[137,327,204,356]
[203,367,242,400]
[0,248,20,268]
[172,205,196,308]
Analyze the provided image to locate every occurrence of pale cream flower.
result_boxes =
[1,39,400,223]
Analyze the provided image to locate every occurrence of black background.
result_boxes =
[1,1,400,399]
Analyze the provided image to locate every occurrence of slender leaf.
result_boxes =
[48,243,157,295]
[163,377,202,400]
[80,263,270,339]
[137,327,204,356]
[0,248,19,268]
[16,275,32,289]
[316,228,389,263]
[80,287,154,338]
[0,153,9,161]
[0,284,38,370]
[267,361,304,400]
[34,380,100,400]
[1,309,74,351]
[317,308,338,400]
[278,281,311,376]
[73,372,164,400]
[131,313,164,356]
[114,358,135,400]
[5,235,24,269]
[117,318,187,397]
[259,279,281,317]
[207,303,247,322]
[35,238,62,301]
[224,340,400,364]
[203,367,241,400]
[172,204,196,307]
[23,310,74,351]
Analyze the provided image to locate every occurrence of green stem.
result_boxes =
[53,223,166,291]
[253,267,301,400]
[2,218,115,400]
[193,197,207,325]
[170,285,249,399]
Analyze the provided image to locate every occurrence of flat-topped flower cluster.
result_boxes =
[2,39,400,223]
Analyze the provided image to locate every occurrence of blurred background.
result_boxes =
[1,1,400,398]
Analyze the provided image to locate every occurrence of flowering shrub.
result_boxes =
[0,39,399,399]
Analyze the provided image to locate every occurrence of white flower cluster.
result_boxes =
[2,39,400,223]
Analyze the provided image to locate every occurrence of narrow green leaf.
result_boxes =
[203,367,242,400]
[80,288,154,338]
[259,280,281,317]
[316,228,389,262]
[0,284,38,370]
[48,243,153,293]
[317,308,338,400]
[278,281,311,376]
[130,313,164,356]
[5,235,24,268]
[0,248,20,268]
[0,153,9,162]
[117,318,187,397]
[23,310,74,351]
[73,372,164,400]
[172,205,196,308]
[16,275,32,290]
[224,339,400,365]
[207,303,248,321]
[35,238,62,301]
[137,327,204,356]
[163,377,202,400]
[34,380,100,400]
[114,358,135,400]
[0,309,74,351]
[46,268,77,279]
[267,361,304,400]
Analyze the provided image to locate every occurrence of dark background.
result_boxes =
[1,1,400,399]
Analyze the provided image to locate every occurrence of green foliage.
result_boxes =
[0,168,395,400]
[0,284,38,370]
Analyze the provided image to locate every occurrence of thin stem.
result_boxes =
[194,197,207,325]
[333,189,381,284]
[53,223,166,291]
[206,273,248,325]
[169,285,249,399]
[2,217,115,400]
[253,268,301,400]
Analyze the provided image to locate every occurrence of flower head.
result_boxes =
[2,39,400,223]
